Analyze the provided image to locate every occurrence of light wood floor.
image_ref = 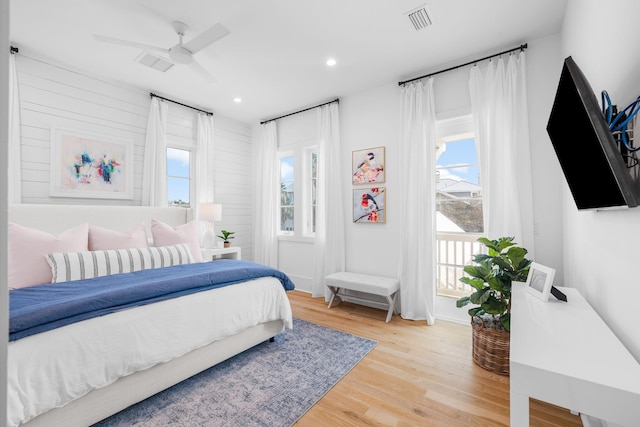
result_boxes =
[288,290,582,427]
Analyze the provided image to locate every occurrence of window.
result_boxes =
[167,147,191,207]
[436,137,483,233]
[277,147,317,238]
[280,155,294,232]
[307,150,317,234]
[435,116,485,298]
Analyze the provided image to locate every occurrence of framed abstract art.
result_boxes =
[50,128,133,199]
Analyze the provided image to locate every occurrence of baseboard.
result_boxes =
[287,274,313,293]
[435,314,470,326]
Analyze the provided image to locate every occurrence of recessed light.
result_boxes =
[233,97,242,103]
[326,58,337,67]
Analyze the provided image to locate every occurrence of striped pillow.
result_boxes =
[46,244,194,283]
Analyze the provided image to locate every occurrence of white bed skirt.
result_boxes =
[22,320,285,427]
[11,277,293,427]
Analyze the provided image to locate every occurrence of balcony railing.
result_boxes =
[436,232,485,298]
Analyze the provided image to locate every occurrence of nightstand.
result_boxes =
[200,247,242,261]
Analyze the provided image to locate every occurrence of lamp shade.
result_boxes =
[199,203,222,222]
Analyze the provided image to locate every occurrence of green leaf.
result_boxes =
[469,289,490,305]
[456,296,471,308]
[491,276,511,293]
[481,296,508,315]
[487,276,512,294]
[468,307,484,317]
[476,237,495,248]
[492,256,511,271]
[473,253,492,264]
[463,265,489,280]
[459,277,485,291]
[500,313,511,331]
[495,236,516,252]
[506,246,527,267]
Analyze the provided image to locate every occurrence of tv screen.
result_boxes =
[546,56,638,210]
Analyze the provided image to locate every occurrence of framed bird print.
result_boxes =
[352,146,385,184]
[353,187,386,223]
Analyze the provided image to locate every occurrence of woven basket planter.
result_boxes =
[471,317,510,376]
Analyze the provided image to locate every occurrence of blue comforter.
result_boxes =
[9,259,295,341]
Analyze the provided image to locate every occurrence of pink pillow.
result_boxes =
[89,223,149,250]
[8,222,89,289]
[151,219,203,262]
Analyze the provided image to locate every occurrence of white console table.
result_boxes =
[510,283,640,426]
[201,247,241,261]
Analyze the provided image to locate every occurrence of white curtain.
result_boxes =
[397,78,437,324]
[195,113,216,233]
[253,121,279,268]
[313,102,345,299]
[9,52,22,203]
[142,97,168,207]
[469,53,535,255]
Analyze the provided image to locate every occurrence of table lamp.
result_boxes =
[199,203,222,249]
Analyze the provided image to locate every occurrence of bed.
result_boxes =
[7,204,294,427]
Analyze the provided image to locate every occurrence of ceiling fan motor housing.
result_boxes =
[170,46,193,64]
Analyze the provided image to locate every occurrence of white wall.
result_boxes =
[559,0,640,360]
[1,1,11,422]
[255,36,566,324]
[525,34,566,270]
[13,52,255,259]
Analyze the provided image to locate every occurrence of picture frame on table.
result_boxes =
[352,146,385,184]
[50,127,133,200]
[524,262,556,302]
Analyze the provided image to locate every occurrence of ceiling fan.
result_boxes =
[93,21,230,81]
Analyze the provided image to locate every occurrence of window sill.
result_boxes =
[278,235,315,244]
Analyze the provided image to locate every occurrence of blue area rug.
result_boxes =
[93,318,377,426]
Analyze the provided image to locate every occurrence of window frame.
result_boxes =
[278,151,295,235]
[434,115,485,299]
[276,145,318,242]
[303,146,318,237]
[166,143,194,208]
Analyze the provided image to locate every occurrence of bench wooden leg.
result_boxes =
[328,286,341,308]
[384,292,399,323]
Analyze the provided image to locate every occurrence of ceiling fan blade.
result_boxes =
[183,23,230,54]
[191,58,217,83]
[93,34,169,54]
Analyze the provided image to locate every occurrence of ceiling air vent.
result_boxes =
[136,51,175,72]
[406,4,433,31]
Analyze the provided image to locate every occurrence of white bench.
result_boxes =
[325,272,400,322]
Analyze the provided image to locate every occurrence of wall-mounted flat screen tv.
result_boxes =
[546,56,638,210]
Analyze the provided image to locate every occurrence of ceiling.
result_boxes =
[10,0,567,125]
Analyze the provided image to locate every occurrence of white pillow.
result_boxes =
[8,222,89,289]
[46,244,194,283]
[151,219,203,262]
[89,223,149,251]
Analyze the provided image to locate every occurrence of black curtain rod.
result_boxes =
[260,98,340,125]
[10,46,18,54]
[398,43,528,86]
[150,93,213,116]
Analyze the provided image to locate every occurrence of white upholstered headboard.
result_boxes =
[8,204,194,237]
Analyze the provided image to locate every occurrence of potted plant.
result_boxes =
[456,236,531,376]
[217,230,235,248]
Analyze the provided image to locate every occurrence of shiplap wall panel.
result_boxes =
[16,54,147,206]
[212,116,253,260]
[14,53,254,259]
